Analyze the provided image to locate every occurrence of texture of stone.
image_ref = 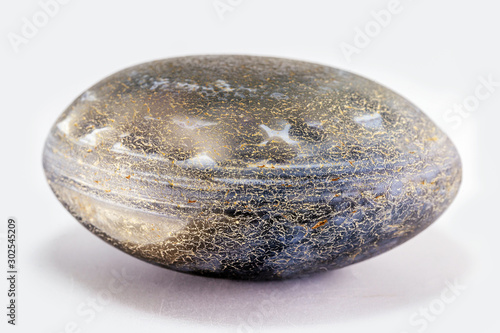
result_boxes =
[43,55,461,280]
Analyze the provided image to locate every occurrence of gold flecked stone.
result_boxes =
[43,55,461,280]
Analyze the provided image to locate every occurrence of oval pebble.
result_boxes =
[43,55,461,280]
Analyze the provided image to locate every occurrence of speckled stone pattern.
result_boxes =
[43,55,461,280]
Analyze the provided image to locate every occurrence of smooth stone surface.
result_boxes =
[43,55,461,280]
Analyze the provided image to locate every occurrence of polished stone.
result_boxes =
[43,55,461,280]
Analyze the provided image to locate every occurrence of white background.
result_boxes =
[1,1,499,332]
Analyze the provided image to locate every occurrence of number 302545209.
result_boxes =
[7,218,16,269]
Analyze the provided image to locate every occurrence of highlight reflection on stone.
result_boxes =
[43,55,461,280]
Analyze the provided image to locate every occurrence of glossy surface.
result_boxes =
[43,55,461,280]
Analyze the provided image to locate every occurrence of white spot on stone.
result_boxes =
[306,120,324,129]
[354,113,383,129]
[79,127,111,146]
[215,79,234,92]
[175,82,200,91]
[150,78,170,90]
[259,123,298,145]
[181,152,216,168]
[80,91,97,102]
[238,86,257,93]
[270,92,288,100]
[173,117,217,130]
[57,116,72,135]
[111,141,131,153]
